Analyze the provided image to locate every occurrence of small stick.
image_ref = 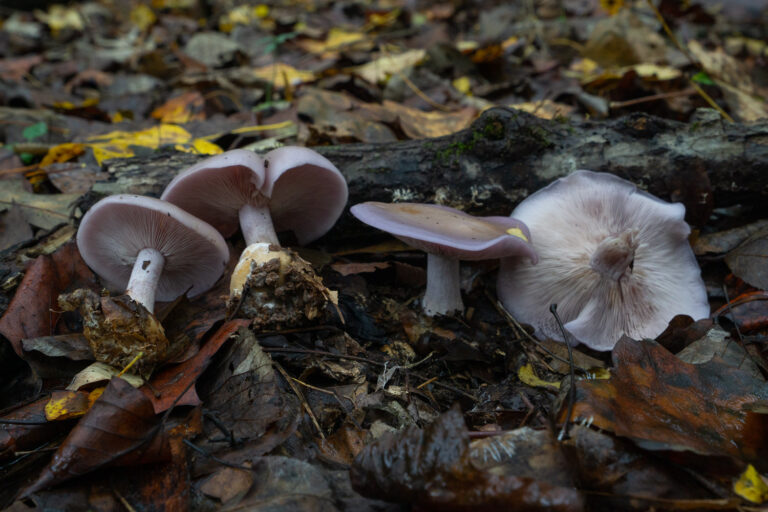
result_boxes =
[550,304,575,441]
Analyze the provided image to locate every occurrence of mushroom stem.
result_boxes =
[423,253,463,316]
[126,248,165,313]
[239,203,279,246]
[590,230,637,281]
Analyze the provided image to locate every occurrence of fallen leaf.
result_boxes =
[151,91,206,124]
[0,202,33,251]
[24,377,167,496]
[724,227,768,290]
[351,407,584,510]
[558,337,768,468]
[0,177,79,230]
[141,319,250,414]
[251,63,315,89]
[0,242,99,356]
[0,396,75,463]
[350,49,426,84]
[734,464,768,504]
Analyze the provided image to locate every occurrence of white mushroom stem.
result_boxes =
[239,203,279,247]
[126,247,165,313]
[423,253,464,316]
[589,229,638,281]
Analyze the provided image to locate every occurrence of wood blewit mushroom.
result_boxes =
[497,170,710,351]
[351,202,538,316]
[76,195,230,313]
[161,147,347,324]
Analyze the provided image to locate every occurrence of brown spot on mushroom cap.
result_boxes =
[77,195,230,302]
[498,170,709,351]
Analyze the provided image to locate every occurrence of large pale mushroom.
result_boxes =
[497,170,710,351]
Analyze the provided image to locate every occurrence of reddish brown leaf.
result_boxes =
[0,242,99,357]
[141,319,250,414]
[0,396,75,463]
[23,377,165,496]
[559,337,768,468]
[351,407,584,511]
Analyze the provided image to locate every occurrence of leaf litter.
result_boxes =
[0,0,768,510]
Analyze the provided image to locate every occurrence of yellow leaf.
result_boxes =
[252,63,316,89]
[130,4,156,31]
[91,144,130,166]
[350,49,426,84]
[734,465,768,504]
[626,63,681,80]
[45,390,90,421]
[518,363,560,390]
[34,5,83,35]
[452,76,472,95]
[175,138,223,155]
[151,91,205,124]
[40,142,86,167]
[600,0,624,16]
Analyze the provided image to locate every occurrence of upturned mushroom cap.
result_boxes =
[349,202,538,262]
[263,146,348,245]
[498,170,710,351]
[77,195,230,301]
[161,149,266,237]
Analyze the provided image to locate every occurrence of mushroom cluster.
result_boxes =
[497,170,710,351]
[70,146,346,373]
[351,202,537,316]
[161,146,347,325]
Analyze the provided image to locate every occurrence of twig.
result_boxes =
[274,362,325,440]
[550,304,575,442]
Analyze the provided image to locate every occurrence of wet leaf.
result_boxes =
[0,202,33,251]
[198,327,299,451]
[0,241,99,356]
[23,377,167,496]
[0,396,74,463]
[141,319,250,414]
[724,227,768,290]
[150,91,205,124]
[351,407,584,510]
[558,337,768,468]
[0,178,78,230]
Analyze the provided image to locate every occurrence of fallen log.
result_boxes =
[90,106,767,245]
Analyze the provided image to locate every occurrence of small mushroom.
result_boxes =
[350,202,537,316]
[161,147,347,325]
[76,195,230,313]
[497,170,710,351]
[68,194,229,374]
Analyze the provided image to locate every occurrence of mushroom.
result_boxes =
[161,147,347,324]
[350,202,537,316]
[497,170,710,351]
[76,194,230,313]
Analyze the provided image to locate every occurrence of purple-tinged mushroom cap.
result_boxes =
[77,195,229,313]
[263,146,349,245]
[351,202,537,316]
[161,149,267,239]
[497,170,710,351]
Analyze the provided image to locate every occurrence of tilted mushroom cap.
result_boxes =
[161,149,266,237]
[263,146,348,245]
[77,195,230,301]
[498,170,710,351]
[349,202,538,262]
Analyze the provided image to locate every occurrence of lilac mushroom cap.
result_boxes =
[263,146,348,245]
[161,149,266,239]
[161,147,347,248]
[350,202,537,316]
[76,195,230,313]
[497,170,710,351]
